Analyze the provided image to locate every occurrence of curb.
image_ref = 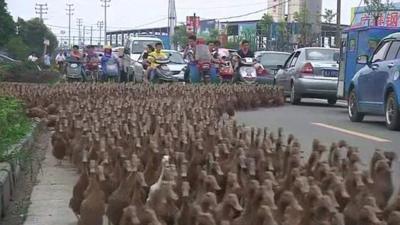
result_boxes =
[0,121,44,218]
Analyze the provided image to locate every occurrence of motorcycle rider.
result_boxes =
[183,35,197,82]
[234,40,255,81]
[147,42,167,81]
[67,45,86,81]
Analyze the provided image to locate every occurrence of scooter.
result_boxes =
[152,58,176,83]
[218,57,234,83]
[197,60,212,84]
[233,54,266,84]
[102,57,120,82]
[65,59,84,82]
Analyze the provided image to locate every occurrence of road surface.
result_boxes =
[236,99,400,162]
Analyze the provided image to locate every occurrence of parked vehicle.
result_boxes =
[348,32,400,130]
[275,47,340,105]
[256,51,291,85]
[124,36,164,82]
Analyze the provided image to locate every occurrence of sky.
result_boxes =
[4,0,366,39]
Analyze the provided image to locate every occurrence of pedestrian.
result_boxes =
[28,52,38,62]
[44,53,51,68]
[55,52,66,71]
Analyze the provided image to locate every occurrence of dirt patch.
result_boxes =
[0,129,49,225]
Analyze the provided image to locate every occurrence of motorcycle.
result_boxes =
[102,57,120,82]
[188,44,218,84]
[233,53,266,84]
[215,49,234,83]
[85,58,100,82]
[151,58,176,83]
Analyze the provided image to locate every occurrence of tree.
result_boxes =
[277,20,290,51]
[4,36,30,60]
[208,28,219,42]
[17,18,58,55]
[322,8,336,24]
[0,0,16,47]
[294,7,311,46]
[259,14,274,38]
[364,0,394,26]
[172,25,188,49]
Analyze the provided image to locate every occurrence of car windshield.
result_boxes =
[260,53,290,66]
[164,51,185,64]
[306,49,339,61]
[131,40,161,54]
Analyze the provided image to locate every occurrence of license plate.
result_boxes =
[70,64,78,68]
[323,70,338,77]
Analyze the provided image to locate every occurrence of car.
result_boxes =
[348,32,400,130]
[275,47,340,105]
[256,51,290,85]
[132,50,186,82]
[123,36,164,82]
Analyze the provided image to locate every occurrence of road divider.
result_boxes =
[312,122,391,143]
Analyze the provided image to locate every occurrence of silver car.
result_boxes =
[275,47,340,105]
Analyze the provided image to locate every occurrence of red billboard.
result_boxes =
[186,16,200,33]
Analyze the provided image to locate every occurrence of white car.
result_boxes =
[132,50,187,82]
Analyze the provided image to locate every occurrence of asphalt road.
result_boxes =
[236,98,400,162]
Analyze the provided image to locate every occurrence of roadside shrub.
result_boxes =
[0,96,32,162]
[0,61,60,83]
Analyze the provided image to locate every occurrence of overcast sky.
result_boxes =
[4,0,367,38]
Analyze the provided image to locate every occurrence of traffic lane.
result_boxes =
[236,99,399,162]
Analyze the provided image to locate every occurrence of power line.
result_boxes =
[35,3,48,22]
[177,1,268,10]
[215,0,290,20]
[100,0,111,45]
[66,3,74,47]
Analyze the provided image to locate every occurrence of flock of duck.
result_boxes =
[0,82,399,225]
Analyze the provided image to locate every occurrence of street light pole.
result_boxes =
[100,0,111,46]
[336,0,341,47]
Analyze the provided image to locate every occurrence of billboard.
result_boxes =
[351,3,400,28]
[186,16,200,33]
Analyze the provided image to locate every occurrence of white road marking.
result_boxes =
[312,122,392,143]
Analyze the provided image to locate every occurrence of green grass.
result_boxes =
[0,96,32,162]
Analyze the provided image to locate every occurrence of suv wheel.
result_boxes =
[290,84,301,105]
[348,89,364,122]
[328,98,337,105]
[385,92,400,130]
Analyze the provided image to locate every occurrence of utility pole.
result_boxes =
[336,0,341,47]
[90,26,93,45]
[168,0,177,49]
[97,21,104,46]
[77,18,83,46]
[100,0,111,45]
[83,26,86,46]
[35,3,48,22]
[66,3,74,47]
[193,13,197,34]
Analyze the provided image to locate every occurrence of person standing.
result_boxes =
[55,52,66,71]
[183,35,197,82]
[43,53,51,68]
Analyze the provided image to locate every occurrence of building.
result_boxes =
[267,0,286,22]
[288,0,322,24]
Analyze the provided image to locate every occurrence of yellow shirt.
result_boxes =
[148,51,167,68]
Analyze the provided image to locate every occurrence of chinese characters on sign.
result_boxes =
[352,12,400,28]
